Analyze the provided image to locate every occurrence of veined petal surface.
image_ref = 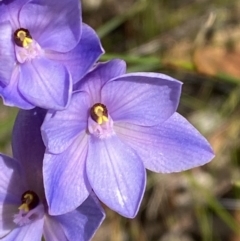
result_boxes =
[47,194,105,241]
[19,0,81,52]
[18,57,71,110]
[43,215,67,241]
[0,21,15,85]
[0,67,34,109]
[76,59,127,103]
[0,0,29,27]
[87,135,146,218]
[44,133,90,215]
[102,73,182,126]
[1,217,44,241]
[0,155,25,200]
[0,155,26,238]
[41,92,89,154]
[46,23,104,84]
[116,112,214,173]
[0,198,18,238]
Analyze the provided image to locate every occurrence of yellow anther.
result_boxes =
[24,193,34,203]
[17,31,26,41]
[96,115,109,125]
[22,37,33,48]
[17,31,32,48]
[18,203,30,212]
[94,106,104,116]
[14,28,33,48]
[91,103,109,124]
[18,193,34,212]
[94,106,109,124]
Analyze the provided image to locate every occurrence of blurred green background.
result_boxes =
[2,0,240,240]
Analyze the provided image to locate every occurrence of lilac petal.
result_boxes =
[18,57,71,110]
[0,67,34,109]
[102,73,182,126]
[41,92,90,154]
[0,154,26,200]
[0,200,18,238]
[115,112,214,173]
[43,216,67,241]
[1,217,44,241]
[19,0,81,52]
[47,194,105,241]
[0,21,15,85]
[75,59,127,103]
[87,135,146,218]
[0,0,28,27]
[12,108,46,196]
[46,23,104,84]
[0,5,8,23]
[44,133,91,215]
[0,155,26,238]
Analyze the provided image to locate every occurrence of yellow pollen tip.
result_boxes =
[17,31,26,40]
[102,116,108,122]
[18,193,34,212]
[94,106,104,116]
[94,106,108,124]
[96,116,107,125]
[91,103,109,124]
[18,203,30,212]
[24,193,34,202]
[22,37,33,48]
[17,31,32,48]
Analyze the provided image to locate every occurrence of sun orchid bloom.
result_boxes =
[0,0,103,110]
[0,108,105,241]
[41,59,215,218]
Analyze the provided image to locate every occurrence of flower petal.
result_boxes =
[46,23,104,84]
[18,57,71,110]
[44,133,90,215]
[1,217,44,241]
[115,112,214,173]
[41,91,90,154]
[19,0,81,52]
[0,154,25,201]
[0,21,15,85]
[0,200,18,238]
[1,0,28,27]
[0,4,8,23]
[43,216,68,241]
[102,73,182,126]
[46,194,105,241]
[0,67,34,109]
[0,155,26,238]
[76,59,127,103]
[86,135,146,218]
[12,108,46,196]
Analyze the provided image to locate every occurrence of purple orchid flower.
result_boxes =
[0,0,103,110]
[41,59,215,218]
[0,108,105,241]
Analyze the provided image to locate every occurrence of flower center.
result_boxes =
[19,190,39,212]
[13,190,44,226]
[88,103,115,139]
[13,29,43,63]
[14,28,33,48]
[90,103,109,125]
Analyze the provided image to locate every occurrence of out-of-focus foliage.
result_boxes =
[2,0,240,240]
[0,105,17,155]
